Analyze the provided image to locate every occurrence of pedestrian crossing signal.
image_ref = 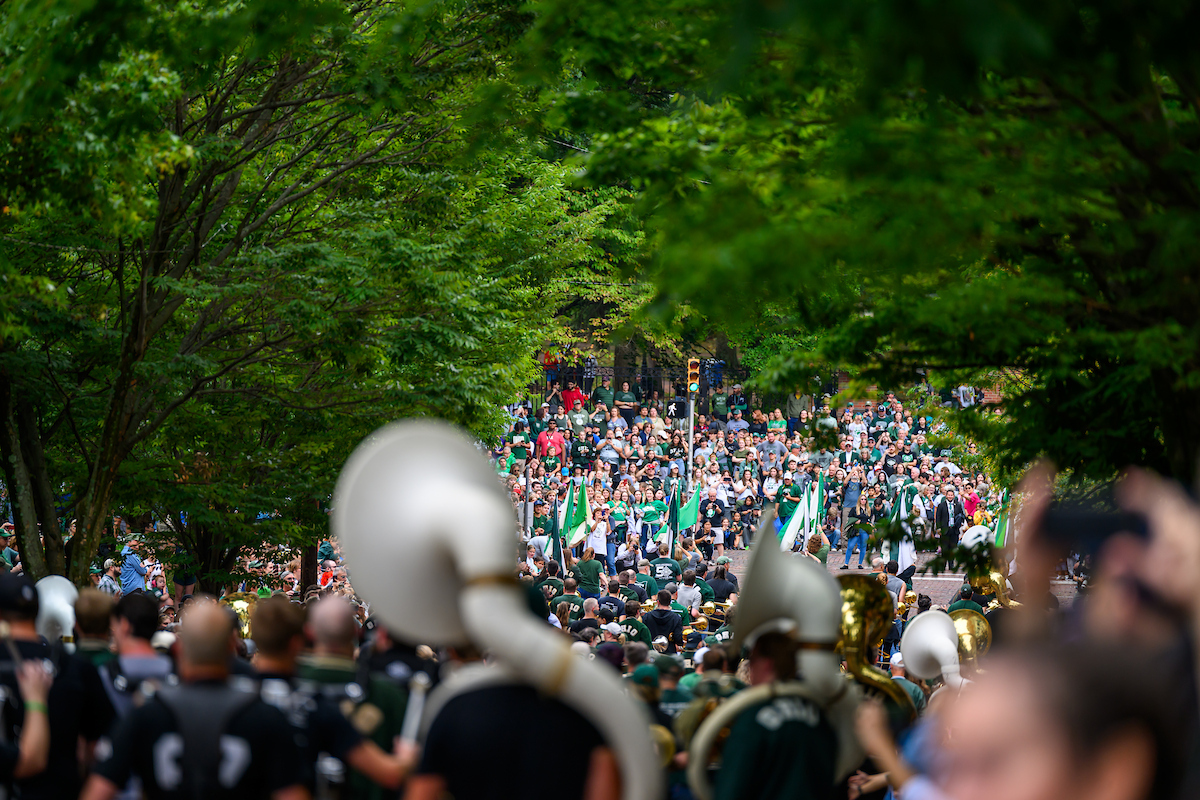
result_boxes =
[687,358,701,394]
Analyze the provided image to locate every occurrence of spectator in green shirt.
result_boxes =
[947,584,985,614]
[591,376,615,412]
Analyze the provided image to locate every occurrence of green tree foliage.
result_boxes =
[0,0,638,583]
[518,0,1200,485]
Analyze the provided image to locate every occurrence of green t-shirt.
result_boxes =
[696,577,715,605]
[767,419,787,433]
[712,393,729,415]
[640,502,663,525]
[948,598,985,614]
[714,696,836,800]
[660,686,693,719]
[567,410,590,435]
[532,514,552,536]
[635,572,659,598]
[778,483,803,519]
[651,557,682,585]
[529,417,549,437]
[575,558,603,593]
[552,594,584,621]
[591,386,615,410]
[509,432,531,460]
[614,390,637,408]
[620,618,653,645]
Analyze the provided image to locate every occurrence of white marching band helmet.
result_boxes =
[333,420,662,800]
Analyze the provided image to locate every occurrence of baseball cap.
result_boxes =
[890,653,905,669]
[103,559,116,570]
[541,402,550,408]
[657,430,669,439]
[654,654,684,677]
[664,582,679,594]
[783,472,793,480]
[90,567,103,575]
[595,642,625,671]
[631,664,659,688]
[0,573,38,616]
[603,622,622,637]
[715,556,731,565]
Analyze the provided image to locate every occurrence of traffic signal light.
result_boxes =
[687,358,701,394]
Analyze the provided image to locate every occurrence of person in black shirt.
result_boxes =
[408,648,612,800]
[82,600,307,800]
[0,572,115,800]
[249,597,417,794]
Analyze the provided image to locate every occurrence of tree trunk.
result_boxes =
[0,373,50,579]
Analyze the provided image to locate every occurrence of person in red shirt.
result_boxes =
[562,380,588,412]
[536,419,566,459]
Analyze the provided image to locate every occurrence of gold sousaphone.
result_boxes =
[837,575,917,725]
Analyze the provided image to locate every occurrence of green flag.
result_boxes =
[993,488,1012,547]
[547,498,565,569]
[779,488,806,551]
[678,486,701,533]
[566,481,591,547]
[657,483,681,555]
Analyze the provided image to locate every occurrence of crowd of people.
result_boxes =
[0,373,1191,800]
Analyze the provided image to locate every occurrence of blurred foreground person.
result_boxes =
[858,642,1187,800]
[82,600,308,800]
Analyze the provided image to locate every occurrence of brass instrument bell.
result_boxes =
[948,609,992,671]
[837,575,917,725]
[220,592,258,638]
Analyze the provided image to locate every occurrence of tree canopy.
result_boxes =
[520,0,1200,487]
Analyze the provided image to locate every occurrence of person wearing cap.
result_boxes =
[0,572,116,798]
[634,559,659,599]
[600,621,624,645]
[535,418,565,460]
[590,375,615,411]
[777,472,802,523]
[888,653,926,714]
[119,538,147,595]
[948,584,985,614]
[725,408,749,435]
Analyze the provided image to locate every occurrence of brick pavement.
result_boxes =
[723,546,1077,608]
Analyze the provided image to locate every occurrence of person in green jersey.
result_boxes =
[619,601,653,645]
[711,386,729,426]
[711,633,837,800]
[614,381,638,428]
[651,543,682,586]
[590,376,615,412]
[551,578,585,621]
[635,560,660,598]
[536,561,566,600]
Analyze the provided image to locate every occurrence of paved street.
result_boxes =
[724,546,1078,608]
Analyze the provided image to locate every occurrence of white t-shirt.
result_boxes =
[587,521,608,553]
